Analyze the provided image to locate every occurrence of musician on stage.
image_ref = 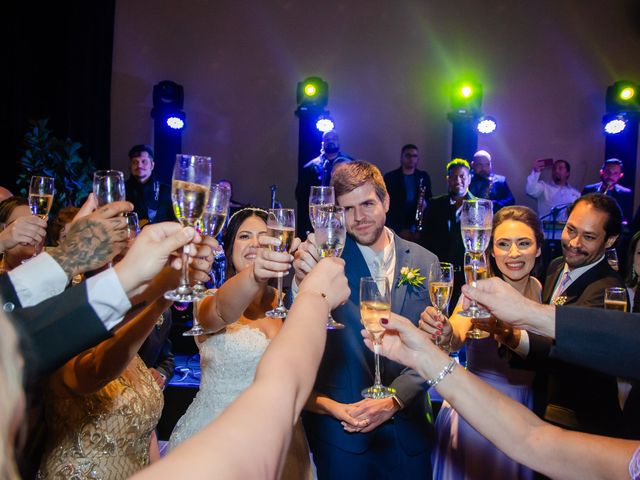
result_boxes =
[468,150,515,212]
[582,158,633,223]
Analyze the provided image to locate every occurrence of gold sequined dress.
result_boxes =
[37,355,164,479]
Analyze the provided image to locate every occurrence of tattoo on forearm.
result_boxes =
[50,219,116,277]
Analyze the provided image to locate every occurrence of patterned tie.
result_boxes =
[551,271,571,303]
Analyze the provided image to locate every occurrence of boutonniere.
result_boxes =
[397,267,426,289]
[552,296,568,306]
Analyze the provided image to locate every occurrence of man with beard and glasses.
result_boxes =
[292,161,437,479]
[506,194,636,439]
[295,130,353,237]
[420,158,474,306]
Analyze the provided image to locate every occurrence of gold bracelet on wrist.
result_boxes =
[297,290,330,308]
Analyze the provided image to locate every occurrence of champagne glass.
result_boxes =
[124,211,140,240]
[360,277,396,399]
[164,155,212,303]
[193,184,231,296]
[315,205,346,329]
[605,248,619,271]
[309,186,335,230]
[265,208,296,318]
[464,252,491,339]
[93,170,125,206]
[604,287,628,312]
[428,262,454,345]
[459,199,493,321]
[27,175,54,258]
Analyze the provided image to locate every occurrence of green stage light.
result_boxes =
[460,85,473,98]
[450,79,483,114]
[297,77,329,109]
[620,87,635,101]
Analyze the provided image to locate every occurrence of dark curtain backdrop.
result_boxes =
[3,1,115,191]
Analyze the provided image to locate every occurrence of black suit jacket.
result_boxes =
[419,192,473,306]
[528,257,628,436]
[384,167,432,233]
[581,183,633,222]
[468,173,515,212]
[1,273,110,380]
[125,174,176,225]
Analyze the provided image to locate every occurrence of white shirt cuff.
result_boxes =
[7,253,68,307]
[513,330,530,356]
[86,268,132,331]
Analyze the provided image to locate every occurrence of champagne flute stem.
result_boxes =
[181,245,190,288]
[470,256,479,310]
[373,340,383,387]
[276,275,284,309]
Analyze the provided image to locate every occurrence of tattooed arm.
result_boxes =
[48,201,132,280]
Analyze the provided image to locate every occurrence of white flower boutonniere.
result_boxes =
[397,267,426,289]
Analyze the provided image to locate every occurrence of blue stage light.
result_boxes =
[603,114,627,135]
[167,116,185,130]
[476,116,497,134]
[316,117,335,133]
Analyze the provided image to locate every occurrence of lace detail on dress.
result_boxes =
[37,355,163,480]
[168,323,270,449]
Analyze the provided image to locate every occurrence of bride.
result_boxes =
[168,207,313,479]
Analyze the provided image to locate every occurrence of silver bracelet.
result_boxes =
[426,359,457,388]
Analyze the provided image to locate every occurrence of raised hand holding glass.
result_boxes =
[164,155,212,303]
[27,175,55,258]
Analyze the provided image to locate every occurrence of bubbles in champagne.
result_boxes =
[462,227,491,254]
[172,180,209,227]
[201,211,227,237]
[268,227,295,253]
[28,194,53,219]
[429,281,453,312]
[360,300,390,340]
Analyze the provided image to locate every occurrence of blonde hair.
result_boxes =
[0,312,22,479]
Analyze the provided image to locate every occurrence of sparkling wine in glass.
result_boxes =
[164,155,212,303]
[192,183,231,299]
[309,186,335,230]
[265,208,296,318]
[315,205,346,329]
[604,287,628,312]
[428,262,454,345]
[459,199,493,321]
[27,175,55,258]
[464,252,491,339]
[93,170,125,206]
[360,276,396,399]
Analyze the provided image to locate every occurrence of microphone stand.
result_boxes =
[540,203,570,240]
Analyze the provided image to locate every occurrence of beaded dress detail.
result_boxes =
[169,322,313,479]
[38,355,163,479]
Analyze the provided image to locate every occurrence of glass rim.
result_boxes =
[463,198,492,205]
[605,287,626,293]
[176,154,212,162]
[268,208,295,213]
[94,169,124,177]
[30,175,55,181]
[310,185,334,192]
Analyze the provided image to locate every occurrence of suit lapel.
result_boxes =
[543,258,564,304]
[392,235,410,313]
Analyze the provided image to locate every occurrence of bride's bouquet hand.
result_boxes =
[252,235,300,283]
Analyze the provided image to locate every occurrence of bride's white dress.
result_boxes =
[168,322,313,479]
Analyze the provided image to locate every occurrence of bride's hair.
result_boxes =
[222,207,268,278]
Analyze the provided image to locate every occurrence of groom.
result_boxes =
[293,161,437,478]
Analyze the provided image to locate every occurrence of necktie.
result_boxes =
[551,271,571,302]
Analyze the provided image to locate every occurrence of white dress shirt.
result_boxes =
[355,227,397,288]
[525,170,581,221]
[6,252,131,331]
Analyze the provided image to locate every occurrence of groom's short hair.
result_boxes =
[331,161,388,202]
